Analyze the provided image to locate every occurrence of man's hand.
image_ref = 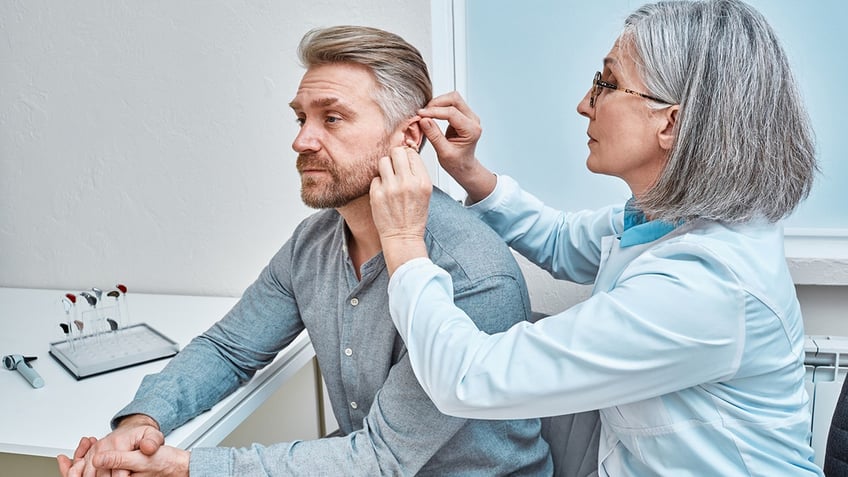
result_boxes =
[370,145,432,276]
[86,444,190,477]
[418,92,496,203]
[57,414,165,477]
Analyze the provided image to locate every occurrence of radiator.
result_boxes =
[805,335,848,468]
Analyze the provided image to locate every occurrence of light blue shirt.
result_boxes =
[114,187,551,476]
[388,175,822,476]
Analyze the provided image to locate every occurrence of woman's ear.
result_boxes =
[658,105,679,151]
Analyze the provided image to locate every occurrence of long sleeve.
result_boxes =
[467,175,622,284]
[187,353,471,476]
[388,247,745,419]
[112,256,306,434]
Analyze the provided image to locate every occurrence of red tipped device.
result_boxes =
[65,293,76,304]
[116,284,128,294]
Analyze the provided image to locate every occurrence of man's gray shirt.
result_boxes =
[115,187,553,476]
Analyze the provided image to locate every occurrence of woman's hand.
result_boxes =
[370,145,432,275]
[419,92,496,203]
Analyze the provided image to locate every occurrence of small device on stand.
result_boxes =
[48,284,179,380]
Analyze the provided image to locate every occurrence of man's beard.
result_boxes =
[296,138,390,209]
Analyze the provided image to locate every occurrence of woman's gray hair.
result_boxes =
[297,25,432,132]
[622,0,817,223]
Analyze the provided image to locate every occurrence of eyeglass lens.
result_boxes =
[591,72,601,107]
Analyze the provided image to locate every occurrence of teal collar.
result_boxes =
[620,198,677,247]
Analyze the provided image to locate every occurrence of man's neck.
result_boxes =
[337,195,382,278]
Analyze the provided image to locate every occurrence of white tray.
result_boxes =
[49,323,179,379]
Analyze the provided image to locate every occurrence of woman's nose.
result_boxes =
[577,89,593,119]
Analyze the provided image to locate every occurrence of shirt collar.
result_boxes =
[620,197,677,247]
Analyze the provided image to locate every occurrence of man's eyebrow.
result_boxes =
[288,97,357,117]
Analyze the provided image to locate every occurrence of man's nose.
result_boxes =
[292,123,320,153]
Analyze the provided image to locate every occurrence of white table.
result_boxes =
[0,287,314,458]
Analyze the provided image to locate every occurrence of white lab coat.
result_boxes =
[388,175,822,476]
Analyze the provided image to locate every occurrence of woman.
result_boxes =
[369,0,822,475]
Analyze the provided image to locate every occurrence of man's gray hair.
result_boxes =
[297,25,432,132]
[622,0,817,223]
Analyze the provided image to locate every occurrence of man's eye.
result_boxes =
[295,117,305,126]
[326,116,341,124]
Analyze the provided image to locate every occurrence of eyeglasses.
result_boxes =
[590,71,670,107]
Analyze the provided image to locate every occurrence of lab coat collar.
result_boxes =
[620,197,678,247]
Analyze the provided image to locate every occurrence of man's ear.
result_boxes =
[657,105,679,151]
[400,117,423,151]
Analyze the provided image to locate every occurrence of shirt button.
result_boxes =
[350,401,358,409]
[350,297,359,306]
[344,348,353,356]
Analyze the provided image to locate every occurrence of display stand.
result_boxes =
[49,323,179,379]
[49,286,180,379]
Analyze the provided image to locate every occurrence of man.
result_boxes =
[58,26,552,476]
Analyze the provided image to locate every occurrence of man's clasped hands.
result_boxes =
[57,414,190,477]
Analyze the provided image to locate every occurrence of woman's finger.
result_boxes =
[419,118,448,153]
[376,154,397,186]
[388,146,417,180]
[425,91,479,122]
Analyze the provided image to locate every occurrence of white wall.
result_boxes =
[0,0,432,297]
